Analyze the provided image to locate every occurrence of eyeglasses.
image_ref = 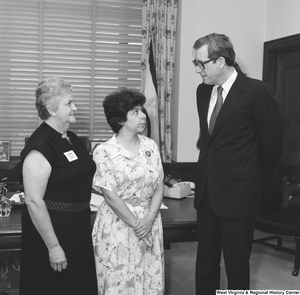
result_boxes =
[192,58,214,70]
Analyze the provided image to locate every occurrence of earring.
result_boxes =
[52,113,56,117]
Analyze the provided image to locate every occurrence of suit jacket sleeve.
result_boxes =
[253,82,283,180]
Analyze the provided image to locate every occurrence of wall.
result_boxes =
[266,0,300,41]
[172,0,300,162]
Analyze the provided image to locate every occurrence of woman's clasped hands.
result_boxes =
[133,212,156,247]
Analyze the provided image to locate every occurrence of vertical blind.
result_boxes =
[0,0,142,157]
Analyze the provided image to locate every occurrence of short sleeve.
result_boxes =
[152,141,164,183]
[21,138,55,166]
[92,145,118,194]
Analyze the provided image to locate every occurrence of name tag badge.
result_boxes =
[111,154,123,165]
[64,150,78,162]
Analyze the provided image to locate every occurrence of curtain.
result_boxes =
[140,0,178,163]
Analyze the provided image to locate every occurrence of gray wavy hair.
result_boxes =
[35,77,73,120]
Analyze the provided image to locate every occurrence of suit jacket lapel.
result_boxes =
[199,84,213,136]
[210,73,245,138]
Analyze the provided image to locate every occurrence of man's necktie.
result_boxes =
[208,86,223,135]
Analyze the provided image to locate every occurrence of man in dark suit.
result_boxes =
[192,33,283,294]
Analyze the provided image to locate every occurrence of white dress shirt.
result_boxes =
[207,68,238,125]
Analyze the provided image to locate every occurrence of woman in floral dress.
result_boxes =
[92,88,165,294]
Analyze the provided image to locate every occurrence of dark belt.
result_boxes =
[45,200,90,212]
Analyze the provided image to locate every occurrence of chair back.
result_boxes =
[78,136,91,153]
[281,174,300,216]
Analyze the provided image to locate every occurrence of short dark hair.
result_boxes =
[193,33,235,66]
[103,88,146,133]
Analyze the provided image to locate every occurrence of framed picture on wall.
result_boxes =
[0,141,10,162]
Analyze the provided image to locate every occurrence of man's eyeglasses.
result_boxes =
[192,59,214,70]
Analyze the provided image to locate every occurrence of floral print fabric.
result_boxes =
[92,134,165,295]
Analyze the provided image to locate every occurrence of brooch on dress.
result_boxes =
[145,151,151,157]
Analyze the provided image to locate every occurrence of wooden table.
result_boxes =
[162,197,197,244]
[0,193,197,251]
[0,208,22,251]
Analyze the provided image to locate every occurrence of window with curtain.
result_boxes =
[0,0,142,157]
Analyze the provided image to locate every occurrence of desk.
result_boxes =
[0,193,197,251]
[162,198,197,244]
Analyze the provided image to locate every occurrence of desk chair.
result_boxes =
[78,136,91,153]
[6,163,23,192]
[254,174,300,276]
[0,251,20,290]
[0,222,21,289]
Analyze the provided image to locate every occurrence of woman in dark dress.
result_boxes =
[19,77,98,295]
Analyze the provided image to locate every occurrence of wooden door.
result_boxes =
[263,33,300,178]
